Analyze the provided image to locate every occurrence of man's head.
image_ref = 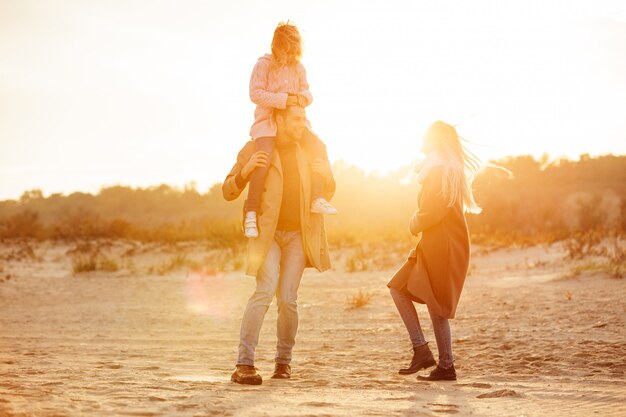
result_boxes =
[275,105,307,142]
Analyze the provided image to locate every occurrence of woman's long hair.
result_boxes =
[420,121,482,214]
[271,22,302,68]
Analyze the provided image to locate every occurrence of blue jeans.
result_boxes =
[389,287,454,368]
[237,231,307,366]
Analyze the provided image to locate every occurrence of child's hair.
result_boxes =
[271,21,302,67]
[422,121,482,214]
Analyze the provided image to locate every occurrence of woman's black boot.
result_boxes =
[399,344,436,375]
[417,364,457,381]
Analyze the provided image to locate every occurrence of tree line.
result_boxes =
[1,154,624,248]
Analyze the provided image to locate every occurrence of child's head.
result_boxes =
[271,21,302,67]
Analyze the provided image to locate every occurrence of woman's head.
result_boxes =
[421,121,463,157]
[420,121,482,214]
[271,22,302,67]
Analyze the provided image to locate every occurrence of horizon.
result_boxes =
[2,151,624,203]
[2,0,626,201]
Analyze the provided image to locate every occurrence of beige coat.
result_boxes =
[388,165,470,319]
[222,140,335,277]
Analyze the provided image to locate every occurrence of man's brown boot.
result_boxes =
[271,363,291,379]
[231,365,262,385]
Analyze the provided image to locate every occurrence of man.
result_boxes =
[222,105,336,385]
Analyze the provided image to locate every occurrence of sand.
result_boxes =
[0,241,625,416]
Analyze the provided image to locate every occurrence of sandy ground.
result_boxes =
[0,241,625,417]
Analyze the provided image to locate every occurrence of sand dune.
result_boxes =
[0,241,624,416]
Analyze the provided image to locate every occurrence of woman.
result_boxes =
[388,121,481,381]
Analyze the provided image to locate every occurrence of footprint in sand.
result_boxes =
[166,375,228,383]
[427,403,460,414]
[300,401,334,407]
[476,389,522,399]
[383,396,414,401]
[456,382,492,389]
[147,396,166,402]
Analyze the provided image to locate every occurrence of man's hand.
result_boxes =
[241,151,270,180]
[311,158,333,183]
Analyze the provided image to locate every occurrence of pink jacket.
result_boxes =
[249,54,313,139]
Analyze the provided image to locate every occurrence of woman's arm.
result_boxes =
[249,58,288,109]
[409,166,451,235]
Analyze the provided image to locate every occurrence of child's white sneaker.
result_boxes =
[244,211,259,238]
[311,198,338,215]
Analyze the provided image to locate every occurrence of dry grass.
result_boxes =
[345,249,370,272]
[0,243,39,262]
[343,242,407,273]
[98,256,120,272]
[567,261,624,280]
[123,258,137,274]
[347,290,373,309]
[565,234,625,279]
[148,253,205,276]
[604,236,626,278]
[72,254,121,274]
[72,255,97,273]
[563,230,605,259]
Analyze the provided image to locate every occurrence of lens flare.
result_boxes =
[184,271,230,320]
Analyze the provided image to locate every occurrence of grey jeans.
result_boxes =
[237,230,306,366]
[389,287,454,368]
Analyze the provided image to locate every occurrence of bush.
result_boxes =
[98,257,120,272]
[72,254,121,274]
[0,210,43,239]
[72,255,97,273]
[563,230,605,259]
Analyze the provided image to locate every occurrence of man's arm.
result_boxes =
[222,142,256,201]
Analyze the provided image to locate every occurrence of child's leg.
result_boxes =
[301,129,328,201]
[245,136,275,213]
[301,129,337,215]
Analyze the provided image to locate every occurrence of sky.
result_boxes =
[1,0,625,200]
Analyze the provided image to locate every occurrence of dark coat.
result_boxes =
[388,165,470,319]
